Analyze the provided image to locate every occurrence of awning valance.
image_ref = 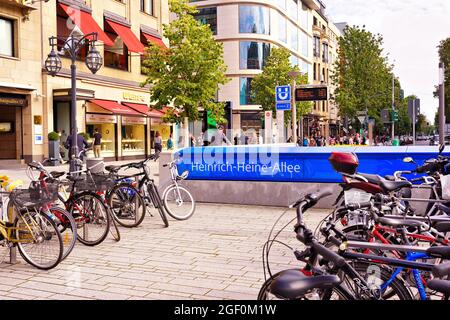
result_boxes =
[59,3,114,46]
[89,99,141,116]
[105,19,145,54]
[122,103,165,118]
[142,32,166,49]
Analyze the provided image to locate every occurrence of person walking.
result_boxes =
[93,128,102,158]
[210,126,232,146]
[65,130,90,160]
[154,131,163,154]
[167,133,174,150]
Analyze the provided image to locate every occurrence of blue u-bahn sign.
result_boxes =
[175,146,450,183]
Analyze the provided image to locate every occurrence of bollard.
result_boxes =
[9,247,17,264]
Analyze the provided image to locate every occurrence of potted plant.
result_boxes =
[48,132,61,166]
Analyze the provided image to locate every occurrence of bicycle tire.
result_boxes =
[257,273,354,300]
[67,191,110,247]
[49,206,77,261]
[15,211,63,270]
[163,185,196,221]
[107,183,146,228]
[148,183,169,228]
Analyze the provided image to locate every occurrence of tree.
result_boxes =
[331,26,400,134]
[437,38,450,121]
[251,47,312,125]
[141,0,229,145]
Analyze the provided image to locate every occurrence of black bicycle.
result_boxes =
[105,154,169,228]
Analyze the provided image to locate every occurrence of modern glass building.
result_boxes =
[191,0,322,134]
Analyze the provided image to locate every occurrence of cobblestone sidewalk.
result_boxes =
[0,204,329,300]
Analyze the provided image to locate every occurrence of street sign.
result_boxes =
[276,102,292,111]
[381,109,391,124]
[391,110,399,122]
[357,111,368,124]
[295,85,328,102]
[276,85,291,102]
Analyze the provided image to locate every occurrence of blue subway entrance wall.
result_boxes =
[175,146,449,183]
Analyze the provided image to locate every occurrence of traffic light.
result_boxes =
[391,110,399,123]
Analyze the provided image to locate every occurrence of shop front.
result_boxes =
[85,113,117,160]
[0,94,27,161]
[121,115,147,159]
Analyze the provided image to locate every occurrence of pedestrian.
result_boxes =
[65,129,90,160]
[93,128,102,158]
[154,131,163,154]
[189,134,196,147]
[303,136,310,147]
[167,133,174,150]
[210,125,232,146]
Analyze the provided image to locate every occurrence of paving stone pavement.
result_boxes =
[0,203,330,300]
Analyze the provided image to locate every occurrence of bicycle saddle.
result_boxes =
[50,171,66,179]
[268,270,341,300]
[427,280,450,295]
[359,173,384,185]
[432,262,450,278]
[379,180,412,192]
[426,246,450,260]
[105,166,121,173]
[377,217,422,228]
[384,175,396,181]
[434,221,450,233]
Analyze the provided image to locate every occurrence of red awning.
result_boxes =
[59,4,114,47]
[90,99,141,116]
[122,103,164,118]
[105,19,145,54]
[142,32,167,49]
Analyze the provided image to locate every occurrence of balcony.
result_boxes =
[0,0,37,17]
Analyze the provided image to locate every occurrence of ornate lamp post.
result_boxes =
[45,32,102,173]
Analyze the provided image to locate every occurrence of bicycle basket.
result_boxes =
[11,181,59,208]
[73,173,115,192]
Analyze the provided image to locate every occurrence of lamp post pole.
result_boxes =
[391,73,395,143]
[439,62,446,145]
[45,32,102,174]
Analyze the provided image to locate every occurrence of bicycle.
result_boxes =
[0,181,63,270]
[162,158,195,221]
[105,154,169,228]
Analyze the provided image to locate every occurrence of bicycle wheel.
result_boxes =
[148,183,169,228]
[107,183,146,228]
[257,274,354,300]
[339,262,413,300]
[163,185,196,221]
[67,191,110,247]
[48,206,77,261]
[15,210,63,270]
[107,207,121,242]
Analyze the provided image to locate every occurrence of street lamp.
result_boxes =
[288,70,303,144]
[45,32,103,173]
[439,62,446,145]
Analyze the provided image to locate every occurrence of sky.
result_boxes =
[325,0,450,122]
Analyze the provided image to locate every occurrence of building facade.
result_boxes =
[0,0,170,163]
[191,0,341,140]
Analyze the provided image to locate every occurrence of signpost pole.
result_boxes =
[277,110,285,143]
[291,79,297,144]
[413,99,416,146]
[439,62,446,146]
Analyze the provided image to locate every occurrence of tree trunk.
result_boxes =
[184,117,190,148]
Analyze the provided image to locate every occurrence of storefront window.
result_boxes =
[86,119,117,159]
[240,41,270,70]
[193,7,217,35]
[239,6,270,35]
[122,118,146,157]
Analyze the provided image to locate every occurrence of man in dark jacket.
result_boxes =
[65,131,90,160]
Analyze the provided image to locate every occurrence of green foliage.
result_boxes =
[438,38,450,120]
[48,132,60,141]
[251,47,312,122]
[141,0,229,124]
[331,25,402,134]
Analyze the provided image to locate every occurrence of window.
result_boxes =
[322,43,329,63]
[56,11,88,60]
[300,4,309,30]
[287,0,298,21]
[300,31,308,57]
[193,7,217,35]
[276,0,286,10]
[140,0,154,15]
[240,78,254,105]
[289,55,299,67]
[239,6,269,35]
[278,12,287,43]
[290,23,298,51]
[240,41,270,70]
[313,63,317,81]
[0,17,14,57]
[104,21,129,71]
[313,36,320,57]
[301,61,310,78]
